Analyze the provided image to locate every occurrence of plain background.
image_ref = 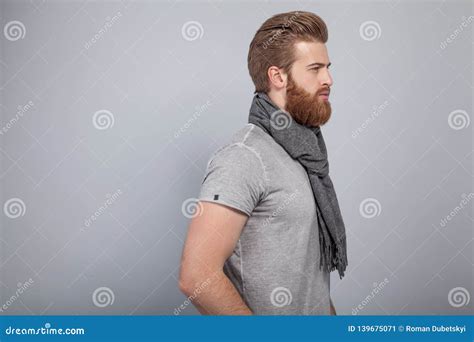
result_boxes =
[0,0,472,315]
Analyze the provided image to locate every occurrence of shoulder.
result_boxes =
[199,125,270,215]
[206,124,271,179]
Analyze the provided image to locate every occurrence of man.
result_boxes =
[179,10,348,315]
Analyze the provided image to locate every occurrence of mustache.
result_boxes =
[316,87,330,96]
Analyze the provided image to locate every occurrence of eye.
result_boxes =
[311,67,320,72]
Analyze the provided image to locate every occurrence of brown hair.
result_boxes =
[247,11,328,93]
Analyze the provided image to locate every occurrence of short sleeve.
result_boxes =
[198,144,267,216]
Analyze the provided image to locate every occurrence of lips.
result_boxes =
[319,91,330,101]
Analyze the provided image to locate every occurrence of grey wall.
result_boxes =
[0,0,472,315]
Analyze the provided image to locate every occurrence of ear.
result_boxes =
[267,66,287,90]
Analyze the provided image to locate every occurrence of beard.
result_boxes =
[284,74,332,127]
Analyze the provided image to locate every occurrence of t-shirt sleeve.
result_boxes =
[197,143,267,216]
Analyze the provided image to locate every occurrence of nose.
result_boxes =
[321,68,333,88]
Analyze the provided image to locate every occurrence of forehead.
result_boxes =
[293,40,329,64]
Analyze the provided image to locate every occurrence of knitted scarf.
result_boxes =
[248,91,348,279]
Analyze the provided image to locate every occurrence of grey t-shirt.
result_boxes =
[198,123,330,315]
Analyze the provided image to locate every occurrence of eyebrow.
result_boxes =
[306,62,331,68]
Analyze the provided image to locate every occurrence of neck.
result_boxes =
[266,89,286,111]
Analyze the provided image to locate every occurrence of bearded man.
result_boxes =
[179,10,348,316]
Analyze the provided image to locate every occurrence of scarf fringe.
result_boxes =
[319,233,348,280]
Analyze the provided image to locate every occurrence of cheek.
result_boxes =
[302,74,321,94]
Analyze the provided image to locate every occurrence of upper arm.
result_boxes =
[180,143,266,282]
[180,201,248,281]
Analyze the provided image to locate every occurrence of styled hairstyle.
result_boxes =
[247,11,328,93]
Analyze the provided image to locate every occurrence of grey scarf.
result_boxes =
[248,91,348,279]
